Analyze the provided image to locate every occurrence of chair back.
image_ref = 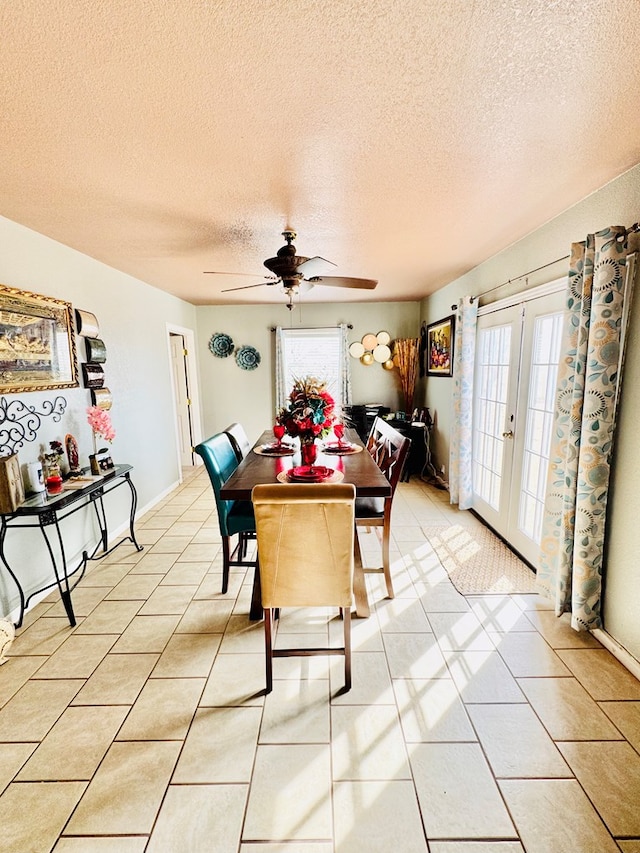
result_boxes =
[223,422,252,463]
[252,483,355,608]
[366,417,411,498]
[194,433,240,535]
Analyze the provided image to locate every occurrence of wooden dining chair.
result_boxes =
[223,422,252,463]
[355,416,411,599]
[252,483,356,694]
[194,433,257,594]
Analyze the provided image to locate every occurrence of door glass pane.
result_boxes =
[473,324,511,510]
[517,312,563,542]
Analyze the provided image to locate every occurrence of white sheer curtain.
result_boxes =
[449,296,478,509]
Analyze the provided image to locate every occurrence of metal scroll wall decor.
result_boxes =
[0,395,68,456]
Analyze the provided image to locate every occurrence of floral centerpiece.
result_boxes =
[277,377,335,465]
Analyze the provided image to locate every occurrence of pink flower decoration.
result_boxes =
[87,406,116,442]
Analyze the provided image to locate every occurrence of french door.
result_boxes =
[471,287,565,567]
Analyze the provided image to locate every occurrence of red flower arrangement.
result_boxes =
[277,377,335,442]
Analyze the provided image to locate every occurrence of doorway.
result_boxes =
[167,325,202,473]
[471,283,565,567]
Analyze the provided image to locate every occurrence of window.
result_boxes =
[275,325,351,411]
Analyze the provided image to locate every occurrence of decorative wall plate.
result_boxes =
[82,363,105,388]
[376,330,391,345]
[85,337,107,363]
[209,332,234,358]
[362,333,378,351]
[235,345,261,370]
[75,309,99,338]
[373,344,391,362]
[91,387,113,410]
[349,341,365,358]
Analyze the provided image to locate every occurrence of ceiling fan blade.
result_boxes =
[306,275,378,290]
[204,271,277,279]
[296,256,337,278]
[221,280,279,293]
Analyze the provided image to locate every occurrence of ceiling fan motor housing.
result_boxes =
[263,234,310,282]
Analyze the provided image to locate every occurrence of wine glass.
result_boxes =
[334,422,345,448]
[273,423,285,448]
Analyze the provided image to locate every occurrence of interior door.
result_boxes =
[170,334,194,467]
[472,290,565,567]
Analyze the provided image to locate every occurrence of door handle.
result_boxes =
[502,430,514,439]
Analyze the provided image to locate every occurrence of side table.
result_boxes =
[0,464,143,628]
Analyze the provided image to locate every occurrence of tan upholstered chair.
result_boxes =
[355,417,411,599]
[252,483,356,694]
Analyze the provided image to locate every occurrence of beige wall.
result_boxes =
[0,215,197,618]
[420,162,640,660]
[196,302,420,444]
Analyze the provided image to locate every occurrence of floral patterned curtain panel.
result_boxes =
[449,296,478,509]
[538,225,639,631]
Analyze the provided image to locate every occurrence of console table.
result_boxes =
[0,464,143,628]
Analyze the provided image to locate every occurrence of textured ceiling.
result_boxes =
[2,0,640,306]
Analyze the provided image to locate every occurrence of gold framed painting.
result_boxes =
[0,284,79,393]
[426,315,455,377]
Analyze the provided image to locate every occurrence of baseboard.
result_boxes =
[592,628,640,682]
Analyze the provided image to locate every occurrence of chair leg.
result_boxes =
[381,512,394,599]
[343,608,352,691]
[264,607,274,694]
[221,537,230,594]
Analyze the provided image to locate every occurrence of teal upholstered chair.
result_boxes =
[195,433,256,594]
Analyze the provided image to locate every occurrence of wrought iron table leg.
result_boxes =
[0,517,26,628]
[39,518,76,627]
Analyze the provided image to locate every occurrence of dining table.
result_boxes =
[220,427,391,619]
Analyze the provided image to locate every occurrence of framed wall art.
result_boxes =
[426,315,455,377]
[0,284,78,393]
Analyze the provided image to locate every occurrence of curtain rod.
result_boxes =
[270,324,353,331]
[451,253,570,310]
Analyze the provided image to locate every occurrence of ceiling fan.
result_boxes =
[204,230,377,310]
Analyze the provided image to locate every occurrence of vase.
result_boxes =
[300,437,317,467]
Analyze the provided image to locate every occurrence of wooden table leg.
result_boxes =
[352,525,370,618]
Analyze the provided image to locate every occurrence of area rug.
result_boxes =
[422,524,537,595]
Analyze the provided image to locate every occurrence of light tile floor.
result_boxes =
[1,469,640,852]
